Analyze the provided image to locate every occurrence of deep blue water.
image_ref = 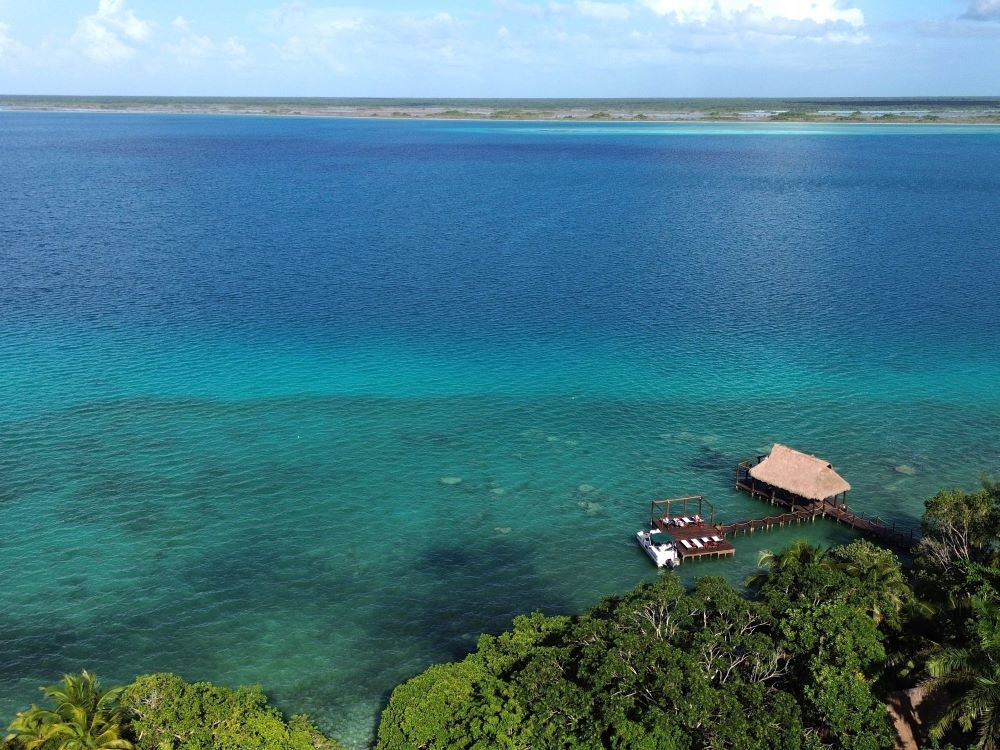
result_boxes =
[1,114,999,746]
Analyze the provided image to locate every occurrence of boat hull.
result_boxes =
[636,530,679,568]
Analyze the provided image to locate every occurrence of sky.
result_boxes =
[0,0,998,97]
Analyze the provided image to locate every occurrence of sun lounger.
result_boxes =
[682,517,693,524]
[692,539,704,549]
[711,535,723,543]
[701,537,712,545]
[680,539,693,550]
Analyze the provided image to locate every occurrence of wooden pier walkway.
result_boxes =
[730,478,917,549]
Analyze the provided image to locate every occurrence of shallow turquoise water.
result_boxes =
[1,114,999,746]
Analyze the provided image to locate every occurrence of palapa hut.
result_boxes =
[740,443,851,510]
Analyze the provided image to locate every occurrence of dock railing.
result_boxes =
[731,459,919,549]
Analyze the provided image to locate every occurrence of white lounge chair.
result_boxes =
[692,539,704,549]
[711,535,723,543]
[682,517,693,524]
[680,539,694,550]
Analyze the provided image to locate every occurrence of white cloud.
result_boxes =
[399,11,459,38]
[917,18,1000,37]
[263,4,469,73]
[494,0,547,17]
[643,0,864,29]
[267,7,370,70]
[963,0,1000,21]
[0,21,28,65]
[166,15,250,66]
[0,22,30,70]
[223,39,249,58]
[576,1,631,20]
[494,0,575,19]
[74,0,153,63]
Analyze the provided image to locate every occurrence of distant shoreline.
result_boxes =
[2,96,999,125]
[2,105,999,126]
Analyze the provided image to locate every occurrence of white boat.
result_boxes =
[636,529,680,568]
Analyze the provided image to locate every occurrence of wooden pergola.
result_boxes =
[649,495,735,561]
[650,495,717,528]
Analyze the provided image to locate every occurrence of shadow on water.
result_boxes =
[394,537,572,659]
[357,536,573,742]
[0,607,225,712]
[687,445,737,482]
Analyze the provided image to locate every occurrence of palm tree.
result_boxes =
[924,647,1000,748]
[829,540,913,625]
[744,540,827,590]
[5,710,51,749]
[922,602,1000,749]
[5,671,134,750]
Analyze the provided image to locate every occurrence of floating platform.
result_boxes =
[653,516,736,561]
[641,496,736,564]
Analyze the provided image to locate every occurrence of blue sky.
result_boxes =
[0,0,998,96]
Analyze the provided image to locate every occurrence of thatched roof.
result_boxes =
[748,443,851,501]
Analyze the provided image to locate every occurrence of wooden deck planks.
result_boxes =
[654,518,736,560]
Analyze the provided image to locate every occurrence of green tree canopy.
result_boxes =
[376,573,894,750]
[916,478,1000,573]
[120,674,341,750]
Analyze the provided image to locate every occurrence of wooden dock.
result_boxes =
[657,520,736,561]
[731,474,917,550]
[643,449,919,569]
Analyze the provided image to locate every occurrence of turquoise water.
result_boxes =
[1,114,999,746]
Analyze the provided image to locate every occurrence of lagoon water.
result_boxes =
[1,114,999,746]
